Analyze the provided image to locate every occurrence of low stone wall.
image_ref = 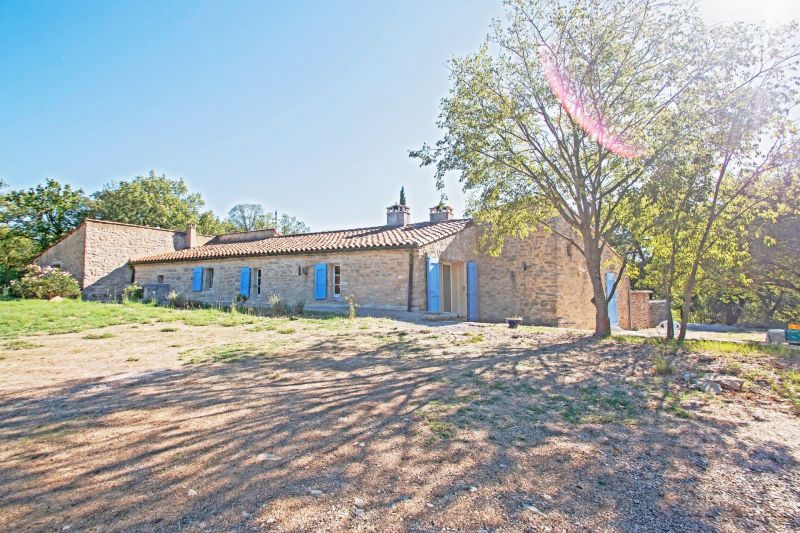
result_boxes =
[142,283,172,305]
[648,299,669,328]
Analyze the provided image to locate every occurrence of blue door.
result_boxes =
[240,267,251,297]
[467,261,478,321]
[192,267,203,292]
[314,263,327,300]
[605,271,619,327]
[426,256,440,312]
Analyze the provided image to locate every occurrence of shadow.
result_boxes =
[0,330,797,532]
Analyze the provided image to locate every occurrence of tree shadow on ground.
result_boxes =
[0,332,797,532]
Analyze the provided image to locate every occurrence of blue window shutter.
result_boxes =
[314,263,327,300]
[240,267,251,297]
[605,271,620,327]
[192,267,203,292]
[426,256,440,312]
[467,261,478,321]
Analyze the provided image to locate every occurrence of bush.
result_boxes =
[345,294,358,320]
[8,265,81,299]
[267,294,289,316]
[122,283,144,303]
[293,300,305,315]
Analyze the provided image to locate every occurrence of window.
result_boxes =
[256,269,262,295]
[333,265,341,297]
[157,275,165,284]
[204,268,214,290]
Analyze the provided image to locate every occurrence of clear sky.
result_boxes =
[1,0,798,231]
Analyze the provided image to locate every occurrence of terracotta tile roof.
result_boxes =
[130,219,472,264]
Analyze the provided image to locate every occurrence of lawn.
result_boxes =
[0,300,798,532]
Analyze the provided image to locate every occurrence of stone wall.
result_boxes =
[133,248,413,310]
[649,299,669,328]
[34,225,87,285]
[82,220,189,300]
[629,290,654,330]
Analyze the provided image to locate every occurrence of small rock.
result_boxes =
[354,497,365,508]
[242,511,250,518]
[354,508,366,518]
[541,494,553,502]
[50,296,64,302]
[624,376,637,384]
[469,486,478,492]
[266,517,276,524]
[695,380,722,394]
[526,505,545,515]
[683,372,697,382]
[256,453,281,462]
[187,489,198,497]
[426,502,434,508]
[62,527,71,532]
[703,373,744,391]
[309,489,324,496]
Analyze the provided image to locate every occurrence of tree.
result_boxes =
[0,228,39,286]
[226,204,310,234]
[272,212,310,235]
[0,178,93,248]
[227,204,269,232]
[399,187,407,206]
[412,0,711,336]
[633,22,800,341]
[93,171,205,230]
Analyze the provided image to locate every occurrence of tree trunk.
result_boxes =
[665,294,674,339]
[584,239,611,337]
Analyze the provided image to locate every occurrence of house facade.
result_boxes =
[35,205,638,330]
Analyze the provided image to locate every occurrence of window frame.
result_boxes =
[333,264,341,298]
[256,269,262,295]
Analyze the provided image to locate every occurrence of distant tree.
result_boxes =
[0,178,93,248]
[93,171,205,230]
[399,187,407,206]
[227,204,309,234]
[271,212,310,235]
[227,204,269,232]
[197,210,236,235]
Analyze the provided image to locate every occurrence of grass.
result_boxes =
[614,335,798,358]
[653,353,674,375]
[159,327,178,332]
[3,339,43,350]
[179,341,286,365]
[83,332,115,340]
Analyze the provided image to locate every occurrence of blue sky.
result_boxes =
[1,0,797,231]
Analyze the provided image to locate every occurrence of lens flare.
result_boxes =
[539,46,643,159]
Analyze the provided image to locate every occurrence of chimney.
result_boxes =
[386,204,410,226]
[186,223,197,249]
[429,204,454,223]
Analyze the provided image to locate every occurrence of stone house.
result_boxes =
[35,205,643,329]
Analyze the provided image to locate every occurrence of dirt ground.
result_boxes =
[1,317,798,532]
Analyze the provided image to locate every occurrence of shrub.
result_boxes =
[653,353,674,376]
[345,294,358,319]
[293,300,305,315]
[8,265,80,299]
[122,283,144,303]
[267,294,289,316]
[167,290,180,307]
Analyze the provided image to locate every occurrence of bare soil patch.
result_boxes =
[1,316,798,532]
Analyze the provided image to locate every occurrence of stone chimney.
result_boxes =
[186,223,197,249]
[386,204,410,226]
[429,205,454,223]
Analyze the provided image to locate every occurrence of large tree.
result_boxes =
[93,171,205,230]
[413,0,711,336]
[0,178,93,248]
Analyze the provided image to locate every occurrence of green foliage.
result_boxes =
[92,171,205,230]
[226,204,310,235]
[267,294,289,315]
[0,227,39,286]
[122,283,144,303]
[345,294,358,319]
[8,265,80,300]
[0,178,93,248]
[399,186,406,206]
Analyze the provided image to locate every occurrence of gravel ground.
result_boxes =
[0,317,798,532]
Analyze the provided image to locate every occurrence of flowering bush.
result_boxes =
[9,265,81,299]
